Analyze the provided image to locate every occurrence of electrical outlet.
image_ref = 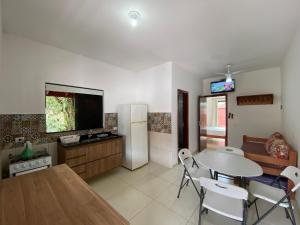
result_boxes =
[15,137,25,143]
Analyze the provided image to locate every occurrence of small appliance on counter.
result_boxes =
[9,144,52,177]
[60,135,80,145]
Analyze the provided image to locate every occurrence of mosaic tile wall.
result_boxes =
[104,113,118,130]
[0,113,118,150]
[148,113,172,134]
[0,112,171,150]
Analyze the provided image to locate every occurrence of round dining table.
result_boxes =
[195,149,263,187]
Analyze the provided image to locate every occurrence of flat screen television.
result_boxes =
[210,79,235,94]
[45,83,103,133]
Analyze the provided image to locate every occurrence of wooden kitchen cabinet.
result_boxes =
[86,154,122,178]
[58,136,123,180]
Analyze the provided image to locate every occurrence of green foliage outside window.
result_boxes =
[46,96,75,132]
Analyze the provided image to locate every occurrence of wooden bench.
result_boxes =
[242,135,297,196]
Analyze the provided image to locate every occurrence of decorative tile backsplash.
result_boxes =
[105,113,118,130]
[148,113,172,134]
[0,112,171,150]
[0,113,118,150]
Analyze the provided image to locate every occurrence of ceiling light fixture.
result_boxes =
[128,11,141,27]
[216,64,242,83]
[225,74,233,83]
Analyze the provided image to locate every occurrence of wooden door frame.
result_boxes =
[198,94,228,152]
[177,89,189,150]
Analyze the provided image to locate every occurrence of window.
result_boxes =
[45,91,76,133]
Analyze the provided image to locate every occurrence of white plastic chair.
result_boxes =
[249,166,300,225]
[198,177,248,225]
[177,149,211,198]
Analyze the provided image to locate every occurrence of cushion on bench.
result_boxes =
[265,132,289,160]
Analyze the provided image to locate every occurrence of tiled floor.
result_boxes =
[88,162,299,225]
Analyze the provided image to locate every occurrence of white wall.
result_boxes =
[136,62,202,168]
[203,67,282,148]
[281,23,300,205]
[136,62,173,167]
[171,64,202,165]
[1,34,190,169]
[0,33,138,177]
[0,33,137,114]
[281,25,300,158]
[136,62,172,112]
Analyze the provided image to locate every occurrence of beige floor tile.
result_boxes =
[115,165,151,186]
[171,167,188,186]
[201,214,243,225]
[130,201,187,225]
[189,206,241,225]
[173,177,187,187]
[110,166,132,176]
[159,166,183,183]
[88,174,129,199]
[155,185,180,208]
[185,221,196,225]
[169,185,200,219]
[189,203,288,225]
[87,162,300,225]
[107,186,152,220]
[147,162,171,176]
[247,200,298,225]
[188,207,199,225]
[134,174,172,199]
[155,183,200,209]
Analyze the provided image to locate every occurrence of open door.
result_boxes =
[198,94,228,151]
[178,89,189,151]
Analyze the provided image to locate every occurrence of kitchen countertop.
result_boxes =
[0,164,129,225]
[58,134,123,148]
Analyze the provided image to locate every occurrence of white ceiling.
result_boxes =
[2,0,300,76]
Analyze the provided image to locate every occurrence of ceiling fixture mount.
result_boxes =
[128,11,141,27]
[216,64,243,83]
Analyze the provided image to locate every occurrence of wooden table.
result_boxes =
[0,164,129,225]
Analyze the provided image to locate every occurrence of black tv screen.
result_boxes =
[75,94,103,130]
[45,83,103,133]
[211,80,235,94]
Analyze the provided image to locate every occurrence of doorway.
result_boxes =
[178,89,189,151]
[198,94,228,151]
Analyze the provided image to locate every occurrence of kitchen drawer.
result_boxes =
[86,139,122,161]
[71,164,86,174]
[86,153,122,179]
[65,146,86,159]
[86,159,103,178]
[66,155,86,167]
[78,172,88,180]
[102,153,122,171]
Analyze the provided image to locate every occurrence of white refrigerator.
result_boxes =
[118,104,149,170]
